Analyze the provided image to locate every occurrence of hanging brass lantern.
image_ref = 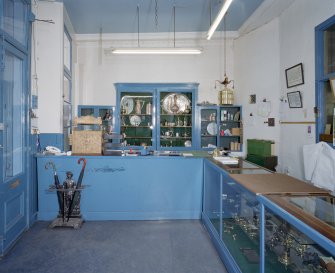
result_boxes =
[218,74,234,105]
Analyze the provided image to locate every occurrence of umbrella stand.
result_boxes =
[48,158,87,229]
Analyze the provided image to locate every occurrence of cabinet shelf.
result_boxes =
[121,125,151,128]
[160,125,192,128]
[124,136,152,139]
[121,114,152,116]
[160,114,192,116]
[160,136,192,139]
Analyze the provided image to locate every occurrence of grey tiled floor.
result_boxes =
[0,220,227,273]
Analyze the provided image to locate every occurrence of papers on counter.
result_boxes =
[213,156,239,165]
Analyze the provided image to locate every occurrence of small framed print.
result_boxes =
[285,63,304,88]
[287,91,303,108]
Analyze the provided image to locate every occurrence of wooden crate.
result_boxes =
[71,130,102,155]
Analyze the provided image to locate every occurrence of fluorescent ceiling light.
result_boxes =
[207,0,233,40]
[111,48,203,55]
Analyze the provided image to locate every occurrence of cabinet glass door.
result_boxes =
[200,107,218,149]
[219,106,242,151]
[120,92,153,147]
[159,91,193,149]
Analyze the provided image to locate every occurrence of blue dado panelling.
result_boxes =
[37,156,204,221]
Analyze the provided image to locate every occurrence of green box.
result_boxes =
[247,139,272,157]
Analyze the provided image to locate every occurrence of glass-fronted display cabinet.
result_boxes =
[258,194,335,273]
[115,83,198,150]
[203,158,334,273]
[120,92,154,147]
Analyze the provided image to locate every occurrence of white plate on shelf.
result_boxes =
[121,97,134,114]
[130,115,141,126]
[161,93,191,114]
[207,122,217,136]
[184,140,192,147]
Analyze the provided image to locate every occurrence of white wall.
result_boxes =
[278,0,335,179]
[31,1,64,133]
[74,32,236,110]
[234,0,335,179]
[234,19,281,157]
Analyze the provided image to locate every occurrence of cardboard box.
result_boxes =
[231,128,240,136]
[71,130,102,155]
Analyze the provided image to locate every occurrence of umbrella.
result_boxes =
[67,158,86,221]
[45,161,64,220]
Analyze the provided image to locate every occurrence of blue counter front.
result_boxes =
[37,156,204,221]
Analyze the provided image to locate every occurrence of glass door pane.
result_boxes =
[3,49,24,177]
[159,91,192,149]
[3,0,28,47]
[200,108,218,149]
[120,92,153,147]
[324,25,335,75]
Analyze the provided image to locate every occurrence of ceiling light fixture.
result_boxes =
[207,0,233,40]
[111,3,202,55]
[112,48,202,55]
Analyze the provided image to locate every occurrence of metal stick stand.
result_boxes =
[48,186,85,229]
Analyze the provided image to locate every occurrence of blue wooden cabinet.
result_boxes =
[115,83,198,151]
[197,105,242,151]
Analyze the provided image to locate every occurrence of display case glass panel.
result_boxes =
[262,195,335,273]
[120,92,153,147]
[203,161,221,235]
[159,91,193,149]
[200,107,218,149]
[221,179,261,273]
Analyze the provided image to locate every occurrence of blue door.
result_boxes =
[0,40,28,256]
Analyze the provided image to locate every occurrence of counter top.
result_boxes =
[229,173,329,195]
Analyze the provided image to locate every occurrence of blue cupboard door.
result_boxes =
[0,41,28,256]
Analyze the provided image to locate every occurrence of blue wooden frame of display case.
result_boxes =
[115,83,198,151]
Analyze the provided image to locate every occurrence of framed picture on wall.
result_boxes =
[285,63,304,88]
[287,91,303,108]
[330,77,335,97]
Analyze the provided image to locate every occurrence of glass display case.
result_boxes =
[203,159,334,273]
[119,92,154,147]
[258,194,335,273]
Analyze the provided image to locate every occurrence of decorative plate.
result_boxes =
[121,97,134,114]
[130,115,141,126]
[162,93,191,114]
[207,122,217,136]
[184,140,192,147]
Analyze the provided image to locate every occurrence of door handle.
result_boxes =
[10,180,21,189]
